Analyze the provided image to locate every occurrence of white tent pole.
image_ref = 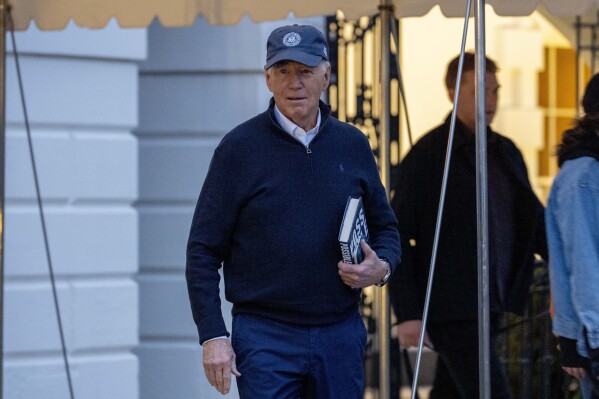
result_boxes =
[474,1,491,398]
[377,0,392,398]
[409,3,472,398]
[0,1,6,396]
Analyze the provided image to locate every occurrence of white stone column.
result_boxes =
[136,16,271,399]
[4,21,145,398]
[494,24,545,194]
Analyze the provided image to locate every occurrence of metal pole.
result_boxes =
[474,1,490,399]
[0,1,6,396]
[409,3,472,398]
[377,0,392,397]
[576,16,581,116]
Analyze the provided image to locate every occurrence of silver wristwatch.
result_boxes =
[375,258,391,287]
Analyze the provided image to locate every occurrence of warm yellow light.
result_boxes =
[329,85,338,112]
[346,42,356,118]
[364,30,373,86]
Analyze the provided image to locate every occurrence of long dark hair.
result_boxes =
[557,113,599,166]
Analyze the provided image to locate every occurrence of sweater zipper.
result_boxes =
[305,145,313,175]
[302,112,330,173]
[269,108,331,172]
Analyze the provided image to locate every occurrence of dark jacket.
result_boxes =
[389,116,547,324]
[186,99,401,344]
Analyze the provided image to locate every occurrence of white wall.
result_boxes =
[4,20,145,398]
[4,14,325,399]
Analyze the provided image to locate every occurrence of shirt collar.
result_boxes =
[274,105,321,136]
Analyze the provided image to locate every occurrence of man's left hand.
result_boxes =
[338,240,388,288]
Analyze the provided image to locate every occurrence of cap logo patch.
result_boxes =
[283,32,301,47]
[323,46,328,57]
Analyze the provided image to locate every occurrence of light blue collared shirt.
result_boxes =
[274,105,320,147]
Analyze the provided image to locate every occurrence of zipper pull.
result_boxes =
[306,147,312,154]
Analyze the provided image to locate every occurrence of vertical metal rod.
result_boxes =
[592,24,597,73]
[378,5,391,196]
[541,281,552,399]
[0,1,6,396]
[410,2,472,398]
[576,16,581,116]
[7,10,76,398]
[378,0,392,397]
[474,1,491,398]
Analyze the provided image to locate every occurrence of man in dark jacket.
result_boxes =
[389,53,547,398]
[186,24,401,398]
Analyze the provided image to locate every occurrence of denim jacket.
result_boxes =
[546,156,599,356]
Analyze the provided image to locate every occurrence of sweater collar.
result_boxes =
[268,97,332,132]
[274,104,321,136]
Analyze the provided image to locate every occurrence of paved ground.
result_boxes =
[399,387,432,399]
[364,386,431,399]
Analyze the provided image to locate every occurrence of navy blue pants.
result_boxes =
[231,312,367,399]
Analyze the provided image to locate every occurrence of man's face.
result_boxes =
[448,70,499,132]
[265,60,331,131]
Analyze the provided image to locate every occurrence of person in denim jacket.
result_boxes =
[546,73,599,398]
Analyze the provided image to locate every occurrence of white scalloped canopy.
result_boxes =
[10,0,599,31]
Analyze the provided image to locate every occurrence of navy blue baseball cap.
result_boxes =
[265,24,329,69]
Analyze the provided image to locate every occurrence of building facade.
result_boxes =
[4,8,577,398]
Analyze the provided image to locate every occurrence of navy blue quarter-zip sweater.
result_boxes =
[186,99,400,344]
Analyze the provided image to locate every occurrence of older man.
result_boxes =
[186,24,401,398]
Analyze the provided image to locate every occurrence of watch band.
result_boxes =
[376,258,391,287]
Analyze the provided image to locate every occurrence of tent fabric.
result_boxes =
[10,0,599,31]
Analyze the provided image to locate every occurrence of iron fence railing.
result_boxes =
[496,261,558,398]
[496,261,583,399]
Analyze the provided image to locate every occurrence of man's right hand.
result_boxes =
[397,319,433,349]
[202,338,241,395]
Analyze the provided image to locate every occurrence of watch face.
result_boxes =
[382,269,391,283]
[376,260,391,287]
